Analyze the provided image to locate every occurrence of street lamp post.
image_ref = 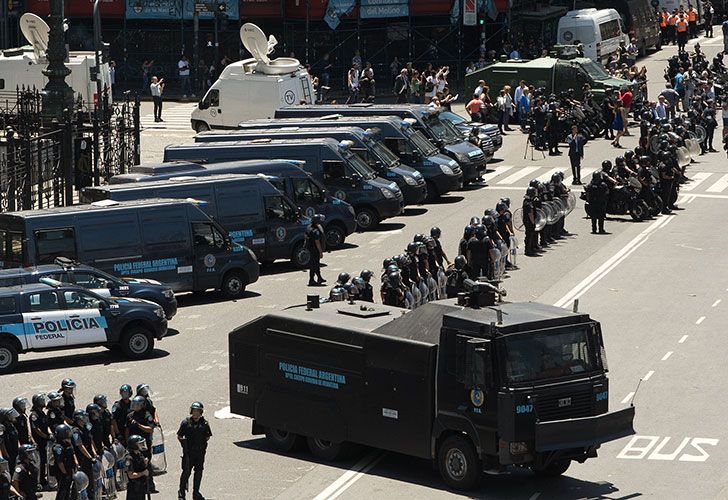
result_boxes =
[41,0,75,122]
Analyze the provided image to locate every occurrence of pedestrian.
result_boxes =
[466,93,484,122]
[546,103,562,155]
[602,89,616,140]
[351,49,362,69]
[687,5,697,38]
[518,87,530,131]
[723,18,728,53]
[306,214,326,286]
[619,85,633,128]
[411,71,422,104]
[660,83,680,119]
[319,52,333,89]
[125,435,151,500]
[177,402,212,500]
[346,63,360,104]
[676,13,689,52]
[586,172,609,234]
[611,99,626,148]
[704,3,714,37]
[496,89,508,134]
[360,62,375,102]
[567,125,586,185]
[473,79,486,98]
[654,95,669,120]
[178,55,192,98]
[150,76,165,123]
[389,56,400,80]
[393,68,409,104]
[109,60,116,94]
[703,100,718,152]
[503,85,514,131]
[12,444,38,500]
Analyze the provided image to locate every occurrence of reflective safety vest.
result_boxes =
[677,19,689,32]
[660,12,668,27]
[668,14,677,26]
[688,9,697,22]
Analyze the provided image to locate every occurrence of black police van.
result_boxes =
[274,104,487,184]
[0,280,168,373]
[0,258,178,319]
[109,160,357,249]
[195,127,428,205]
[228,286,635,490]
[0,199,259,299]
[163,138,404,231]
[234,116,464,199]
[83,174,315,268]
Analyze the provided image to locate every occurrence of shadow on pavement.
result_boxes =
[13,348,170,375]
[403,207,428,216]
[176,290,262,308]
[432,195,465,205]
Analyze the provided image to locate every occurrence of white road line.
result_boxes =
[679,335,689,343]
[539,168,561,181]
[621,392,635,404]
[662,351,673,361]
[643,370,655,381]
[681,172,712,192]
[497,166,540,185]
[554,214,675,308]
[481,165,513,183]
[706,173,728,193]
[579,167,597,180]
[313,451,385,500]
[696,316,706,325]
[712,299,721,308]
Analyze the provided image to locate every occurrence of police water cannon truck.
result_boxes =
[228,282,635,490]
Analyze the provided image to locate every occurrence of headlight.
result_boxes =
[162,289,174,299]
[155,308,165,319]
[440,165,454,175]
[404,176,417,186]
[380,187,395,199]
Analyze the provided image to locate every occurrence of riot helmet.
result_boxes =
[525,186,537,199]
[413,233,425,243]
[190,401,204,415]
[130,396,146,412]
[406,242,419,255]
[615,156,625,167]
[32,393,48,409]
[359,269,373,282]
[529,179,541,189]
[136,384,150,397]
[500,197,511,208]
[0,408,19,423]
[454,255,467,270]
[386,264,399,275]
[430,226,441,238]
[119,384,132,398]
[469,216,481,225]
[86,404,101,420]
[624,150,634,161]
[55,423,73,442]
[474,224,486,239]
[463,225,474,239]
[495,202,507,213]
[72,410,88,426]
[482,215,495,227]
[47,392,62,407]
[601,160,613,173]
[387,272,402,287]
[551,172,562,184]
[93,395,108,409]
[352,277,366,291]
[592,171,604,183]
[12,397,27,413]
[61,378,76,394]
[337,272,350,285]
[382,257,394,270]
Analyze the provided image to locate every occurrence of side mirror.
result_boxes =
[411,150,422,160]
[106,282,114,289]
[98,301,108,311]
[198,101,209,110]
[465,338,492,388]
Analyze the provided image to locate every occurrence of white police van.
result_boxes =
[0,278,168,373]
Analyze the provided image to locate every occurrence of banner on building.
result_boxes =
[125,0,239,20]
[463,0,477,25]
[324,0,356,29]
[360,0,409,19]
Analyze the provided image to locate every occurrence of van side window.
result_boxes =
[264,196,294,220]
[323,160,346,179]
[0,297,16,314]
[292,179,324,203]
[599,19,621,40]
[142,217,189,249]
[63,290,102,309]
[385,137,410,156]
[202,89,219,108]
[73,272,112,289]
[0,230,24,265]
[352,148,373,165]
[192,223,225,250]
[79,217,141,259]
[27,291,61,312]
[35,229,76,264]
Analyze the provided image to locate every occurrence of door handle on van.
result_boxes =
[30,317,41,320]
[68,314,80,318]
[218,109,222,114]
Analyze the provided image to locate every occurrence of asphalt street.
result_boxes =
[2,34,728,499]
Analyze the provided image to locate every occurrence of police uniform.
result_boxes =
[111,399,131,444]
[100,408,113,448]
[359,282,374,302]
[466,236,489,278]
[12,461,38,500]
[126,409,155,492]
[47,405,66,433]
[177,416,212,499]
[3,420,18,471]
[29,407,50,487]
[15,413,31,446]
[587,178,609,233]
[61,394,75,424]
[125,450,148,500]
[52,442,76,500]
[523,197,538,256]
[382,282,406,307]
[90,417,106,453]
[305,223,325,285]
[659,159,675,214]
[0,457,10,500]
[445,268,469,298]
[72,426,97,500]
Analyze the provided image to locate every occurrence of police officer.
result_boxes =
[445,256,469,298]
[112,385,133,445]
[381,272,406,307]
[358,270,374,302]
[466,225,490,277]
[136,384,159,426]
[587,171,609,233]
[0,408,19,471]
[124,435,150,500]
[126,396,156,494]
[87,403,105,453]
[177,402,212,500]
[306,214,326,287]
[659,151,676,214]
[12,397,33,449]
[71,410,97,500]
[52,424,77,500]
[546,102,562,156]
[12,444,38,500]
[1,448,22,499]
[523,186,539,257]
[59,379,76,425]
[29,393,51,490]
[47,392,65,434]
[430,227,450,268]
[93,395,113,449]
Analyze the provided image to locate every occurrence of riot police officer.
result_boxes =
[381,272,406,307]
[445,256,469,298]
[71,410,97,500]
[177,402,212,500]
[466,225,490,277]
[11,444,38,500]
[87,404,105,453]
[12,398,32,447]
[430,227,450,268]
[125,435,150,500]
[46,392,65,434]
[29,393,51,490]
[0,408,19,471]
[52,424,77,500]
[659,151,676,214]
[358,270,374,302]
[112,385,133,445]
[587,171,610,233]
[523,187,539,257]
[59,379,76,425]
[1,448,22,499]
[93,395,113,449]
[126,396,156,494]
[306,214,326,286]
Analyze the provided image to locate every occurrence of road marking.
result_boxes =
[712,299,721,308]
[539,168,561,181]
[681,172,712,192]
[528,493,542,500]
[706,173,728,193]
[579,167,597,180]
[213,405,248,420]
[643,370,655,381]
[314,451,386,500]
[621,392,635,404]
[618,436,719,461]
[497,166,540,185]
[696,316,705,325]
[679,335,689,343]
[481,165,513,183]
[661,351,673,361]
[554,214,675,308]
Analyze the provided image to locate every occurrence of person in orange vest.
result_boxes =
[676,13,689,52]
[660,8,669,45]
[687,5,698,38]
[667,10,678,45]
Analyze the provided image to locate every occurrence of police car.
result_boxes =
[0,258,177,319]
[0,279,168,373]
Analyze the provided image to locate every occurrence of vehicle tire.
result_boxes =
[0,339,19,374]
[355,207,379,231]
[629,200,649,221]
[120,327,155,359]
[437,435,481,491]
[221,271,247,299]
[265,428,304,452]
[292,242,311,268]
[324,223,346,249]
[306,437,345,461]
[532,459,571,478]
[194,121,210,133]
[425,180,439,203]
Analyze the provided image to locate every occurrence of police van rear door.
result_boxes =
[58,289,109,346]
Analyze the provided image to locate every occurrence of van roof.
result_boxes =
[0,198,199,219]
[563,7,619,20]
[485,57,559,70]
[238,116,404,128]
[279,103,427,112]
[129,159,302,175]
[167,137,341,150]
[85,173,266,193]
[200,126,368,138]
[0,283,55,296]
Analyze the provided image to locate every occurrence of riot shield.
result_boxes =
[489,247,502,280]
[46,440,58,490]
[102,449,118,499]
[693,124,707,143]
[676,146,691,167]
[91,457,103,500]
[535,208,546,232]
[426,273,438,301]
[150,425,167,475]
[404,290,414,310]
[685,138,701,157]
[437,268,447,299]
[411,283,421,309]
[513,208,525,231]
[29,447,41,486]
[649,135,661,154]
[566,192,576,214]
[553,198,567,217]
[0,457,10,485]
[73,471,89,500]
[509,235,518,267]
[111,442,128,491]
[418,280,429,305]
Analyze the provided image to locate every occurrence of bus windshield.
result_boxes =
[504,328,597,384]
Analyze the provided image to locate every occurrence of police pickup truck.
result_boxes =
[229,282,635,490]
[0,279,168,373]
[0,258,177,319]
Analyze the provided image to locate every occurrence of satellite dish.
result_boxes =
[239,23,301,75]
[19,13,49,61]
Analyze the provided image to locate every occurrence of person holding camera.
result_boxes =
[150,76,165,123]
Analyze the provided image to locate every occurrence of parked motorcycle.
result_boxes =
[581,177,650,221]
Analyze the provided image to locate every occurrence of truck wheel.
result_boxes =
[306,437,345,461]
[195,121,211,133]
[120,327,155,359]
[0,340,19,374]
[425,180,439,203]
[292,243,311,268]
[355,207,379,231]
[532,459,571,477]
[265,428,304,452]
[324,223,346,249]
[221,271,247,299]
[437,435,481,491]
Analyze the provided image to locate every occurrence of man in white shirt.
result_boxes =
[653,95,669,120]
[513,80,526,116]
[178,55,192,98]
[150,76,165,122]
[346,63,360,104]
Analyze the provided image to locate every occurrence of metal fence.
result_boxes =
[0,87,140,212]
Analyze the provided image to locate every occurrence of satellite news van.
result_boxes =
[557,9,629,64]
[190,24,314,133]
[0,13,112,106]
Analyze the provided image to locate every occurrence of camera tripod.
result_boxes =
[524,132,546,161]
